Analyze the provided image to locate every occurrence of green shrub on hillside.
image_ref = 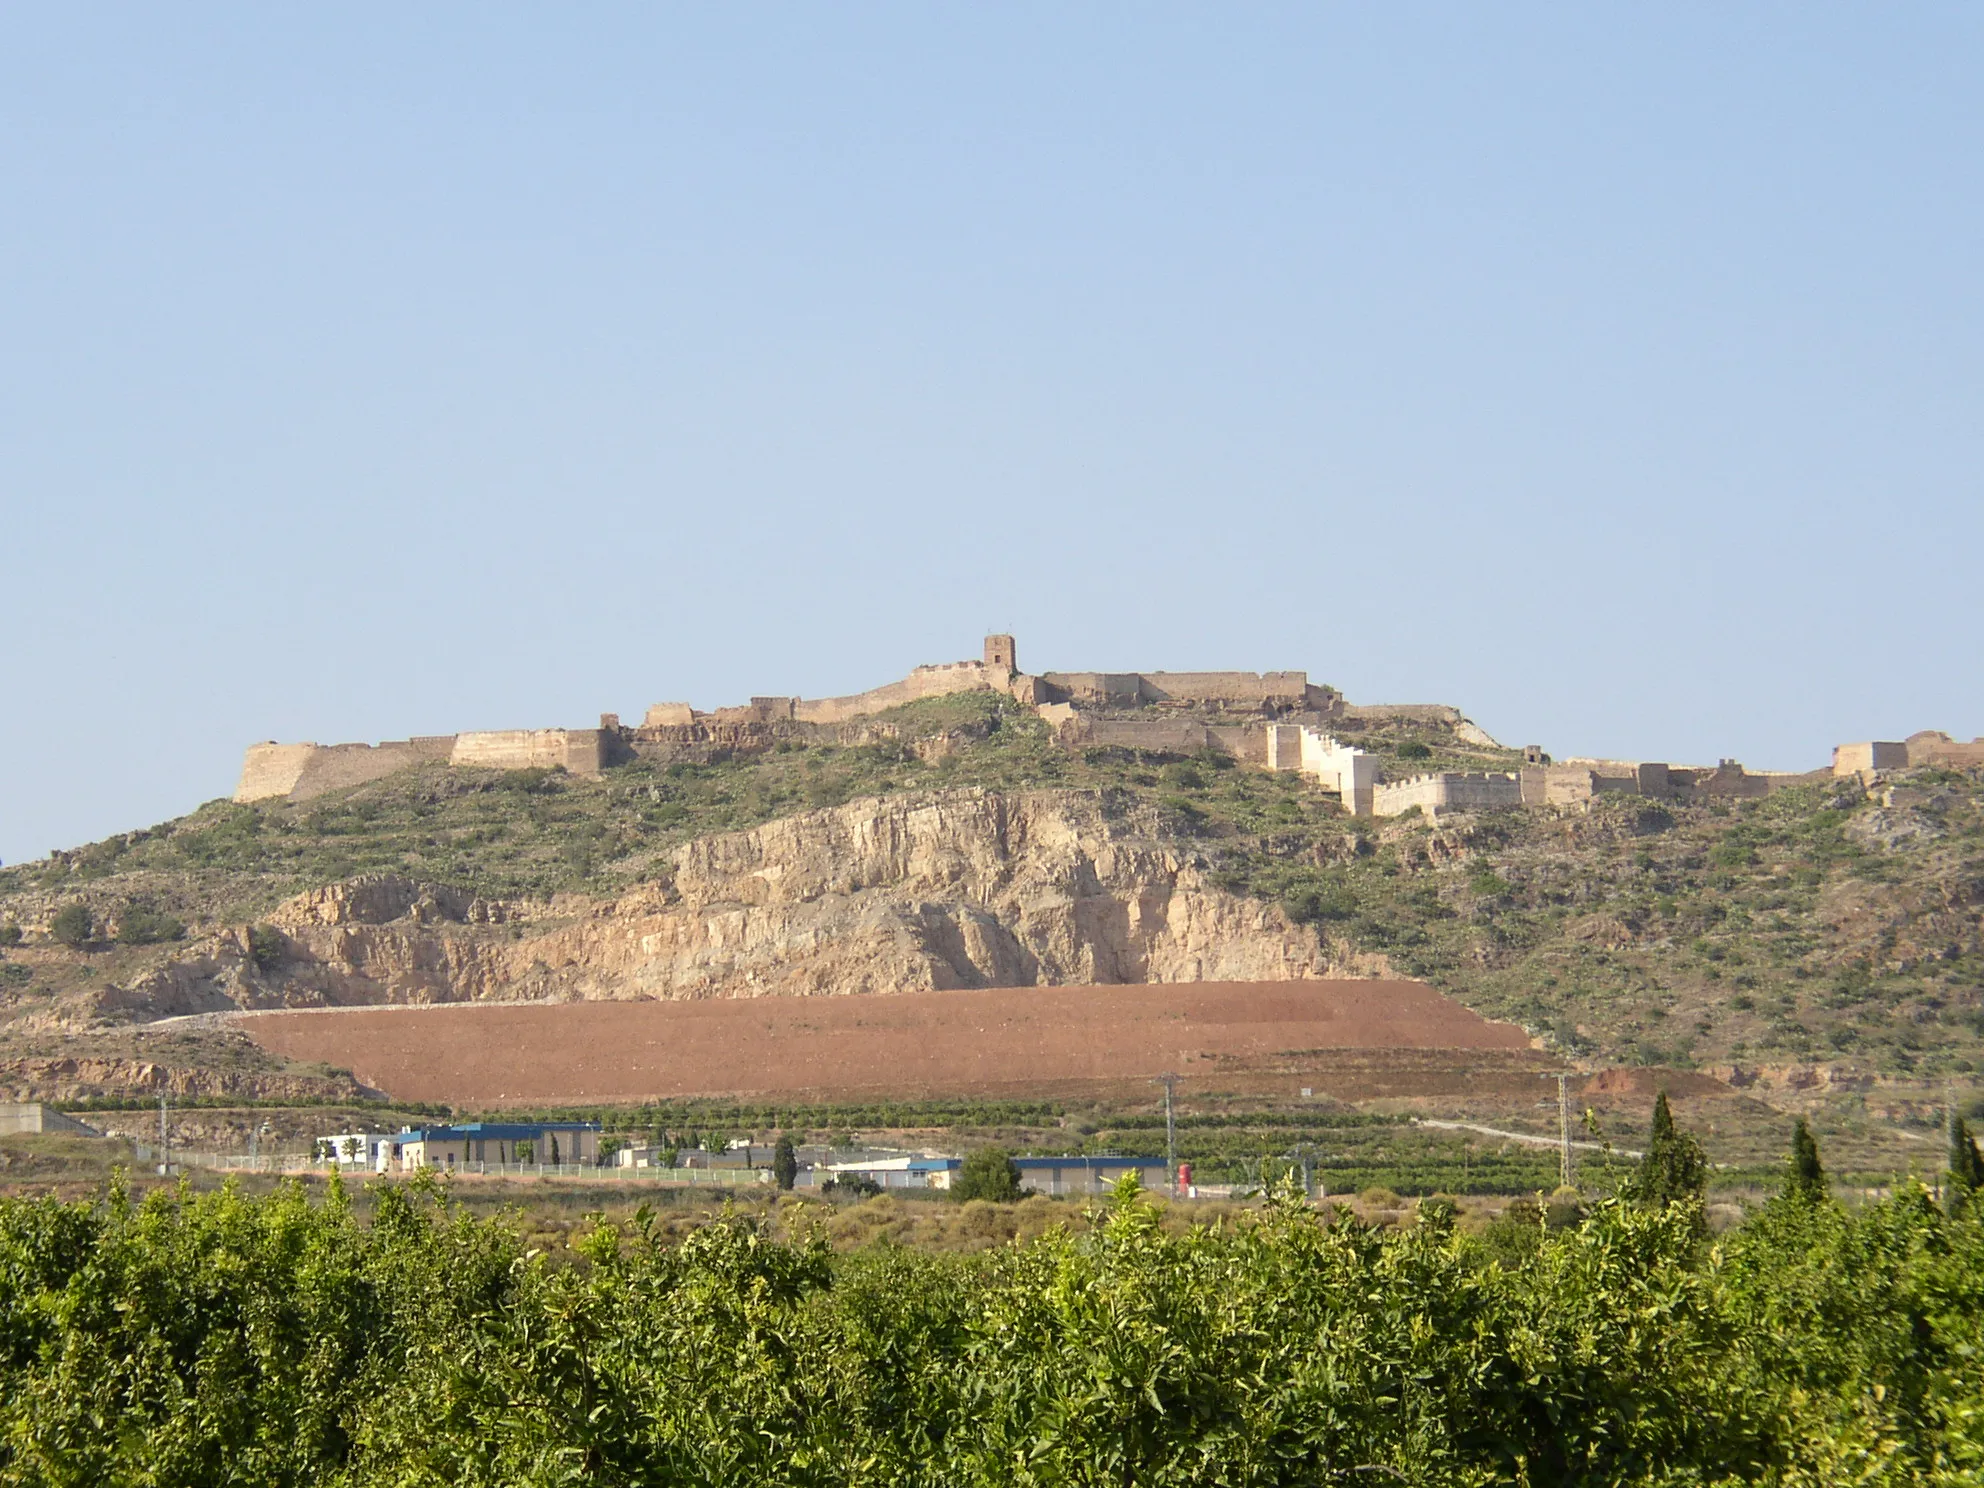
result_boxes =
[246,923,285,970]
[48,903,92,948]
[113,905,185,945]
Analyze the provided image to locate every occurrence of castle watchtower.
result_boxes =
[983,634,1017,675]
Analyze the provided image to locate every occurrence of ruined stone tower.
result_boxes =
[983,634,1017,675]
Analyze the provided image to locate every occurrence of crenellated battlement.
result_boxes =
[232,635,1373,801]
[1372,772,1523,818]
[231,634,1845,812]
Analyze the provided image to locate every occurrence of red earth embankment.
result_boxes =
[235,979,1545,1107]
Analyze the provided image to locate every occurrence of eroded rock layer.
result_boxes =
[102,790,1375,1018]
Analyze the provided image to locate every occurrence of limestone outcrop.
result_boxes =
[96,790,1368,1018]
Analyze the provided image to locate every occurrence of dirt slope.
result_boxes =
[235,978,1537,1106]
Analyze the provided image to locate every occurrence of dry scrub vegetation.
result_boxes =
[1,691,1980,1082]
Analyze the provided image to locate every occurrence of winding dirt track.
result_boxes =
[235,980,1539,1107]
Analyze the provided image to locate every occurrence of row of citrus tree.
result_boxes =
[0,1123,1981,1485]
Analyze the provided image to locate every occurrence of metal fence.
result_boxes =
[185,1153,775,1185]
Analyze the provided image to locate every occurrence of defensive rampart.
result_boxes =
[792,660,1017,724]
[1521,760,1671,806]
[1373,772,1523,818]
[226,633,1573,809]
[1263,727,1380,815]
[235,731,607,803]
[1905,732,1984,770]
[235,737,457,803]
[1833,734,1984,778]
[1069,718,1221,753]
[449,730,608,776]
[1039,670,1334,712]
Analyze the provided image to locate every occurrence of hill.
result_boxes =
[0,690,1979,1145]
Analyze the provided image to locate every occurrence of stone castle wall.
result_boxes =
[1834,742,1908,777]
[1263,726,1380,815]
[1071,718,1221,754]
[235,743,323,802]
[791,660,1017,724]
[449,730,608,776]
[1834,736,1984,777]
[235,737,457,803]
[1373,772,1523,818]
[233,639,1362,803]
[236,731,603,803]
[1039,670,1333,712]
[1521,759,1670,807]
[1906,732,1984,770]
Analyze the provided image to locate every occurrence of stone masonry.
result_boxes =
[232,634,1856,812]
[1834,734,1984,779]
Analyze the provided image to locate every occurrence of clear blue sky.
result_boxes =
[3,6,1979,865]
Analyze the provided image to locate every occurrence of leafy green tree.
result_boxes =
[246,922,285,970]
[1785,1117,1827,1200]
[951,1146,1022,1202]
[48,903,92,948]
[772,1134,798,1191]
[1628,1091,1707,1211]
[114,905,185,946]
[1949,1115,1984,1215]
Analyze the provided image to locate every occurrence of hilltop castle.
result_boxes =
[238,635,1918,818]
[235,636,1374,803]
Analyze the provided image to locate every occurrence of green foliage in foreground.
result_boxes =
[1,1179,1982,1484]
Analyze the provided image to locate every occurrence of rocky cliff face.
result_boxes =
[98,790,1371,1018]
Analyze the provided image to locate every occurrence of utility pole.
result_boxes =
[1287,1141,1316,1200]
[1948,1086,1960,1202]
[157,1092,170,1177]
[1543,1073,1573,1191]
[1154,1073,1179,1193]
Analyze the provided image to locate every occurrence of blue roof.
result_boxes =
[1012,1155,1166,1169]
[411,1122,600,1141]
[907,1158,961,1171]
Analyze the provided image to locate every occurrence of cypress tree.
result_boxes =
[1949,1116,1984,1216]
[1631,1091,1707,1210]
[1785,1117,1826,1201]
[772,1134,799,1192]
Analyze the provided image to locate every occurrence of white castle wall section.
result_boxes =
[1373,772,1522,818]
[1262,726,1379,815]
